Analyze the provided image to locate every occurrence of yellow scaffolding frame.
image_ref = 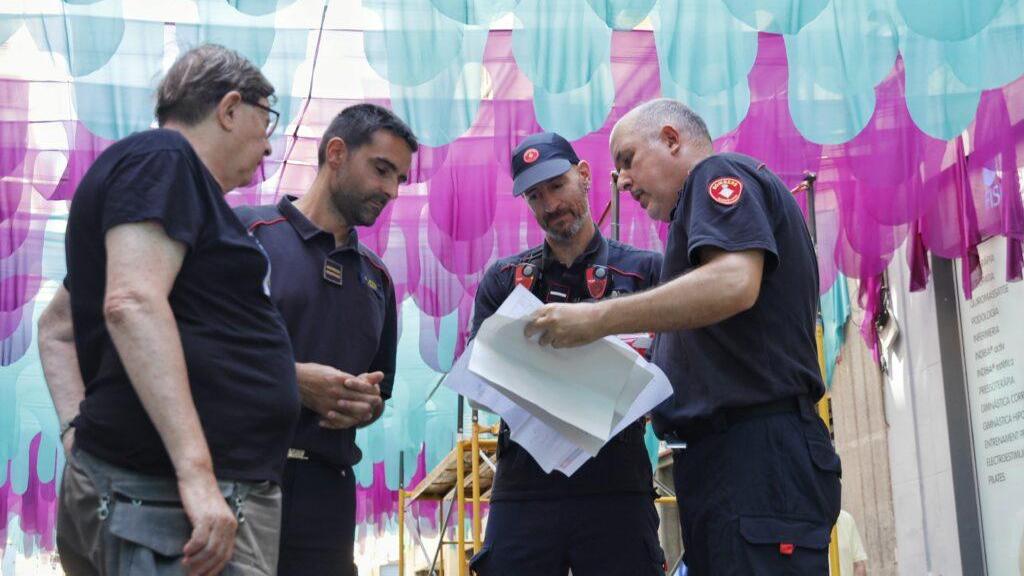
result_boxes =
[801,171,842,576]
[396,411,677,576]
[397,409,499,576]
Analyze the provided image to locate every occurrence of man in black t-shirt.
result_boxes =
[37,44,299,576]
[525,99,841,575]
[234,104,415,576]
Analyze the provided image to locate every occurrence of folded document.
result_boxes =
[443,285,673,476]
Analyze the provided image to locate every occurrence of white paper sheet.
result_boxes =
[470,286,648,441]
[441,286,675,476]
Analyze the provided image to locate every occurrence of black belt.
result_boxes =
[668,396,804,447]
[286,448,350,473]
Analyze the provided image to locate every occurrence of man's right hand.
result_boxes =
[178,470,238,576]
[296,363,382,428]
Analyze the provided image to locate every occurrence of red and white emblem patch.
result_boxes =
[523,148,540,164]
[708,177,743,206]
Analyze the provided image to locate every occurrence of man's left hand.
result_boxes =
[319,371,385,429]
[524,302,605,348]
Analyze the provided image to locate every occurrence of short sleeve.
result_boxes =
[678,157,779,271]
[371,275,398,401]
[647,252,663,287]
[101,149,206,250]
[470,263,511,339]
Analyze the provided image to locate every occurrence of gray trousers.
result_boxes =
[57,448,281,575]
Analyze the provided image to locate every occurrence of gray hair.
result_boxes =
[616,98,712,150]
[155,44,275,126]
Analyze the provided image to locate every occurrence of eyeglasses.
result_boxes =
[242,98,280,138]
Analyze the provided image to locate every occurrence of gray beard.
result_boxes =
[545,213,586,243]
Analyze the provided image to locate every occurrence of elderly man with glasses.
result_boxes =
[38,44,299,576]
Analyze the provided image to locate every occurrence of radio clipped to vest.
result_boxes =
[512,262,611,300]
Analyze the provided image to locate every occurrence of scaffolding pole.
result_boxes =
[802,172,842,576]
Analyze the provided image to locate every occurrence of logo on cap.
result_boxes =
[708,177,743,206]
[523,148,540,164]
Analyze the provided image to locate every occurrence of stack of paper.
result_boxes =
[443,285,673,476]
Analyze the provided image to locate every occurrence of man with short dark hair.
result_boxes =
[467,132,665,576]
[38,44,299,576]
[234,103,417,576]
[525,99,842,575]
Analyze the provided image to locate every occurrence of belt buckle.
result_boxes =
[287,448,308,461]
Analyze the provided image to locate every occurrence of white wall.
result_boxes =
[882,248,964,576]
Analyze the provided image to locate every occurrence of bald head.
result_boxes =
[609,99,715,222]
[612,99,713,153]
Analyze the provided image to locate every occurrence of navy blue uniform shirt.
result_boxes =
[472,229,662,500]
[651,152,824,436]
[235,196,397,470]
[65,129,300,484]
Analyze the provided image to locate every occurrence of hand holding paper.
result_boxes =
[444,286,672,475]
[524,300,607,348]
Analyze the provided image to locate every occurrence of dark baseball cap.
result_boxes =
[510,132,580,197]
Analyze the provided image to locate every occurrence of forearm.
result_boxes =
[39,337,85,426]
[854,561,867,576]
[295,362,323,409]
[596,261,757,336]
[106,296,213,479]
[38,290,85,427]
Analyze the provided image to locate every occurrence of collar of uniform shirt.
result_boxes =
[278,195,359,251]
[539,224,605,271]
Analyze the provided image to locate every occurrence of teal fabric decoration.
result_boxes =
[364,0,466,87]
[437,308,459,372]
[27,0,125,77]
[901,30,982,140]
[585,0,657,30]
[0,301,63,490]
[788,84,875,145]
[228,0,302,17]
[643,425,658,470]
[0,16,23,45]
[723,0,830,35]
[177,2,277,68]
[659,70,750,139]
[532,62,615,140]
[652,0,758,96]
[257,28,311,133]
[943,0,1024,91]
[356,303,440,484]
[820,273,851,389]
[429,0,519,25]
[784,1,898,96]
[896,0,1003,41]
[73,19,164,140]
[512,0,612,93]
[390,27,487,146]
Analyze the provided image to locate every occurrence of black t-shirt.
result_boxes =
[471,229,662,500]
[651,152,824,436]
[65,129,300,484]
[235,197,398,470]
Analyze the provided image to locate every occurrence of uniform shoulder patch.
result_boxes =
[708,177,743,206]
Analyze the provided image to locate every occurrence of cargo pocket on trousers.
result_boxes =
[804,422,842,477]
[108,498,191,574]
[737,516,830,575]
